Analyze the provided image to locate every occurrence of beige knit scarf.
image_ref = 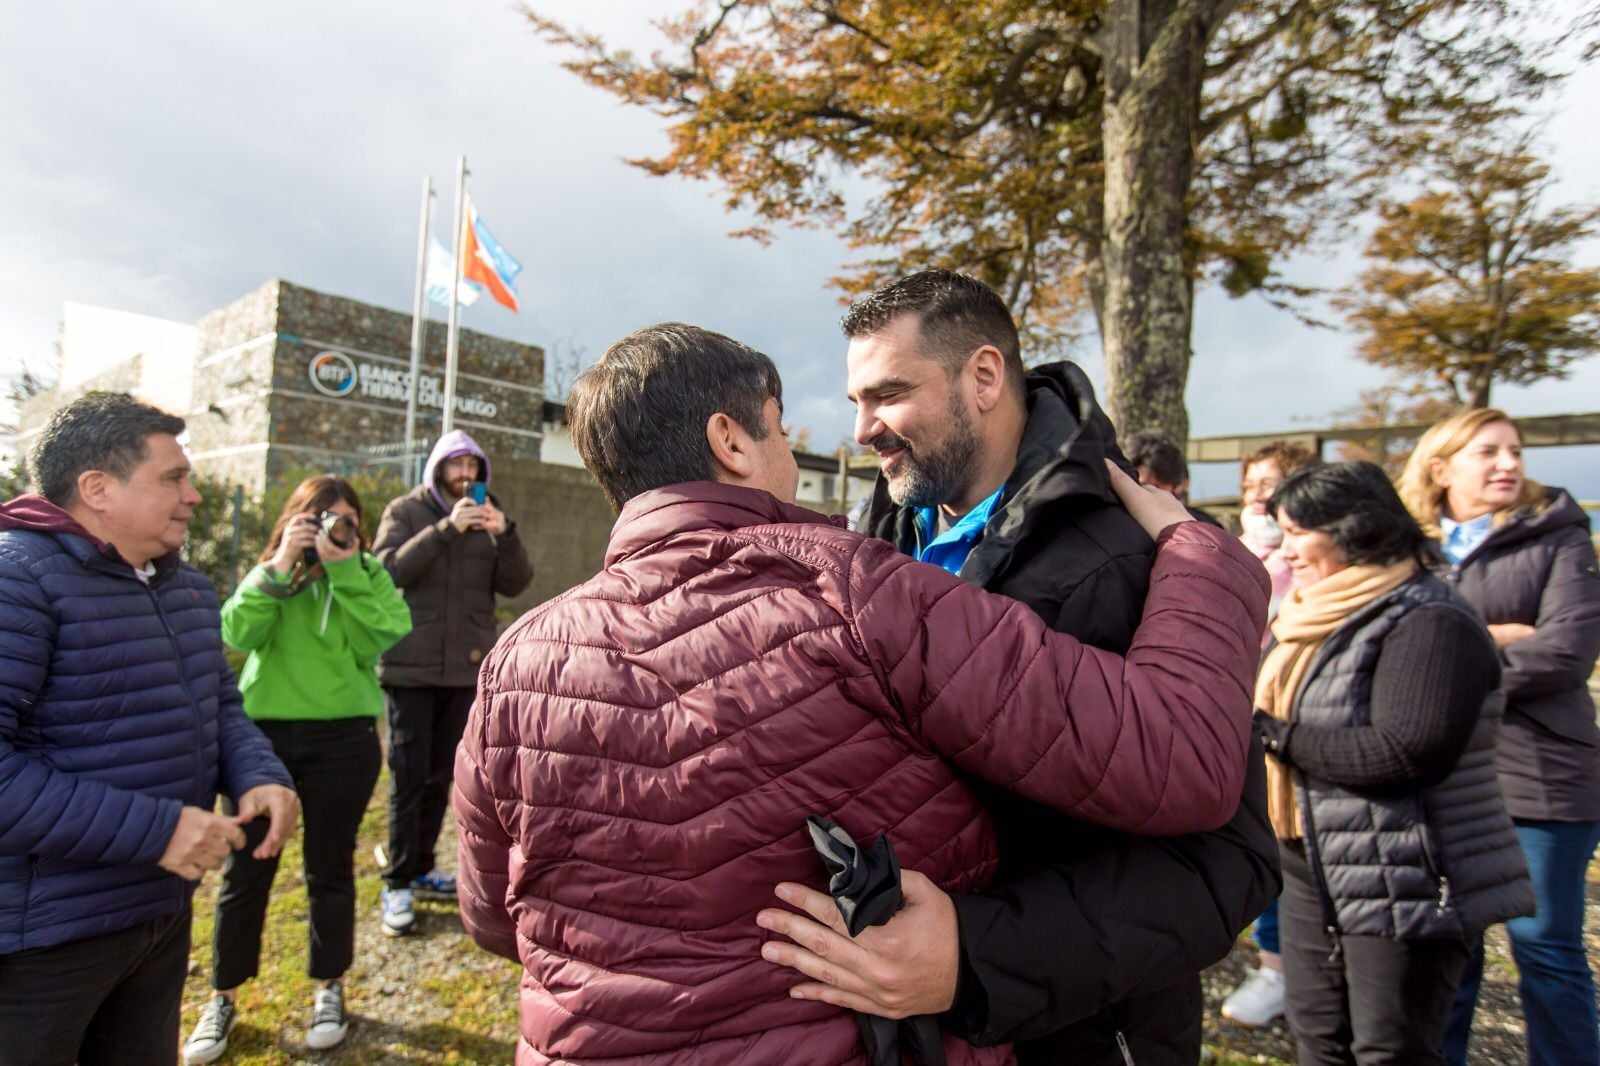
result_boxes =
[1258,560,1417,840]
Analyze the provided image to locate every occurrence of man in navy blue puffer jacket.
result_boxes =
[0,392,296,1066]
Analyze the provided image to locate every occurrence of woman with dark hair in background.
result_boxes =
[1221,439,1319,1029]
[1252,461,1532,1065]
[1401,409,1600,1066]
[183,476,412,1064]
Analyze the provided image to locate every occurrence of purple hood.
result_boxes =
[424,429,491,513]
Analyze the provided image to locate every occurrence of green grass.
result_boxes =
[181,772,522,1064]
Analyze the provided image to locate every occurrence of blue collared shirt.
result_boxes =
[1440,512,1494,565]
[915,484,1006,576]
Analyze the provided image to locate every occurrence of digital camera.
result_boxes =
[303,509,359,566]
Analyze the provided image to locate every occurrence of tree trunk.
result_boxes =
[1469,374,1492,409]
[1099,0,1221,448]
[1085,247,1107,339]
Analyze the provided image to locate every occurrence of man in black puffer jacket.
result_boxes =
[764,271,1280,1064]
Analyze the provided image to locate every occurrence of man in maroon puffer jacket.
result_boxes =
[453,323,1269,1066]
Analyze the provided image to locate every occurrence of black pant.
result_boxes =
[383,686,473,889]
[0,904,191,1066]
[1279,841,1469,1066]
[212,717,381,988]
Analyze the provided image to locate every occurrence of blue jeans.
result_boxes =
[1444,818,1600,1066]
[1253,897,1281,955]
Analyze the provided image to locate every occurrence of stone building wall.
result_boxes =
[491,461,619,613]
[185,281,280,488]
[181,279,545,492]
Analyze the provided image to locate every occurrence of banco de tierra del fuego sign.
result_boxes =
[307,349,500,420]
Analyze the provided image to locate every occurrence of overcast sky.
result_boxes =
[3,0,1597,499]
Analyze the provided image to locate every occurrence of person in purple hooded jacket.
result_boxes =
[371,430,533,935]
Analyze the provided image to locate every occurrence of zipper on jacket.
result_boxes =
[1289,631,1358,962]
[1416,813,1455,914]
[1115,1030,1135,1066]
[145,582,205,799]
[1295,779,1346,962]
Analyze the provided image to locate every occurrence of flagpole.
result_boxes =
[403,175,433,478]
[442,155,468,437]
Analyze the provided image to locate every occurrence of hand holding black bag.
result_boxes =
[806,816,948,1066]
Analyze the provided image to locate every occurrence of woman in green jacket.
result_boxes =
[184,476,411,1065]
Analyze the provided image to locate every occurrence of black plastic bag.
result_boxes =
[805,816,947,1066]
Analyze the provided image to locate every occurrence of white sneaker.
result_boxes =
[183,994,236,1064]
[1220,965,1286,1027]
[381,886,415,936]
[306,981,349,1050]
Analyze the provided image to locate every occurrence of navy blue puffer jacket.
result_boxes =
[0,495,292,954]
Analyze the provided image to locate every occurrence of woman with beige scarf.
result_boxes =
[1249,462,1532,1066]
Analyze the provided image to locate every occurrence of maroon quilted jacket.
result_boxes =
[455,482,1269,1066]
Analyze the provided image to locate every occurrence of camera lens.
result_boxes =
[320,511,356,549]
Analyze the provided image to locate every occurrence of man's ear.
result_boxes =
[74,469,114,515]
[706,412,755,482]
[968,345,1008,414]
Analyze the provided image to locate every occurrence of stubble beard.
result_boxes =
[884,394,982,510]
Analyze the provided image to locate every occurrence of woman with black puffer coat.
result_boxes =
[1401,408,1600,1066]
[1251,461,1533,1066]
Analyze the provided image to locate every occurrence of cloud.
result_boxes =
[3,0,1596,499]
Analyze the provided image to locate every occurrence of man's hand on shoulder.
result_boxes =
[755,869,959,1019]
[233,784,300,859]
[158,806,247,881]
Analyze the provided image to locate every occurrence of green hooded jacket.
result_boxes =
[222,554,413,721]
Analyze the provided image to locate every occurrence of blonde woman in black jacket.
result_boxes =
[1402,408,1600,1066]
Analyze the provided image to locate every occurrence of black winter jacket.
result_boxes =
[1270,575,1533,940]
[1445,489,1600,822]
[863,362,1281,1066]
[374,485,534,689]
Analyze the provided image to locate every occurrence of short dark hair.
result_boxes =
[841,269,1025,392]
[1270,461,1438,568]
[569,324,783,511]
[1124,431,1188,487]
[32,391,187,506]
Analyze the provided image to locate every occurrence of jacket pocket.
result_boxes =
[385,618,443,666]
[1415,816,1453,914]
[0,855,34,945]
